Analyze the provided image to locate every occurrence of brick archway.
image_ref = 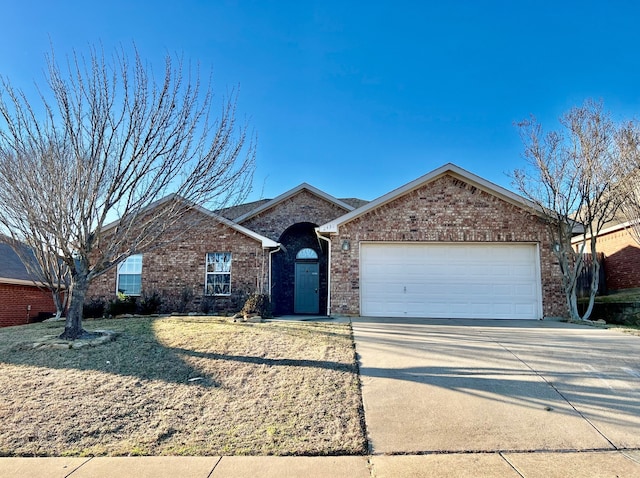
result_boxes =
[271,222,328,315]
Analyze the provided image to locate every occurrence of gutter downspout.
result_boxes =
[268,245,281,300]
[315,229,331,316]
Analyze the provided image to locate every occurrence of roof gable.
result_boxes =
[318,163,543,233]
[234,183,355,223]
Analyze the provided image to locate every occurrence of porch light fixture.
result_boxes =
[341,240,350,251]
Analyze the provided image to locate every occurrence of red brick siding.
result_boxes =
[241,190,350,241]
[0,283,56,327]
[596,228,640,290]
[329,175,565,318]
[88,215,269,313]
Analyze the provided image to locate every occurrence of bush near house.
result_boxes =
[241,293,273,318]
[83,288,257,318]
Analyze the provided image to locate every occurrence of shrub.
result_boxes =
[230,290,249,313]
[176,287,194,313]
[137,290,163,315]
[107,294,138,317]
[200,296,216,315]
[83,297,106,319]
[158,287,196,314]
[241,293,272,318]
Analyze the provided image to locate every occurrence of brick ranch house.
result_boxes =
[89,163,566,320]
[0,241,57,327]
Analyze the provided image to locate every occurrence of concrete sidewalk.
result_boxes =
[0,456,370,478]
[2,451,640,477]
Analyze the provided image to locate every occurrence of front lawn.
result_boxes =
[0,316,366,456]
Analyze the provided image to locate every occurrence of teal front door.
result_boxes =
[294,262,319,314]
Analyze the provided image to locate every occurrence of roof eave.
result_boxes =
[0,277,48,287]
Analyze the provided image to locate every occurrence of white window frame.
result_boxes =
[116,254,143,296]
[205,252,232,296]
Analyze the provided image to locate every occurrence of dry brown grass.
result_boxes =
[0,316,366,457]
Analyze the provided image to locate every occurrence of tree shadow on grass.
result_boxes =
[0,317,220,387]
[0,316,357,387]
[173,346,356,372]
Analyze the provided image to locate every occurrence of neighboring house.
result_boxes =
[0,242,56,327]
[89,163,566,320]
[572,219,640,292]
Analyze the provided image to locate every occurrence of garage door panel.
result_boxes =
[493,303,513,315]
[515,302,535,313]
[469,283,492,295]
[515,283,536,295]
[492,284,512,296]
[424,302,449,315]
[360,243,541,320]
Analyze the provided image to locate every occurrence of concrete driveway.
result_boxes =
[352,318,640,476]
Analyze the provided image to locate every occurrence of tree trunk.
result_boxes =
[568,288,580,322]
[59,273,88,340]
[581,250,601,321]
[52,299,63,321]
[556,248,579,322]
[51,289,65,321]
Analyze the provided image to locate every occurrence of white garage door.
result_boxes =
[360,243,541,319]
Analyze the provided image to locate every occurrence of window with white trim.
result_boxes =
[206,252,232,296]
[117,254,142,296]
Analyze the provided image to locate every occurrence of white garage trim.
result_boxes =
[360,242,542,320]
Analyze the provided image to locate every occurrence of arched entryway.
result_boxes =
[271,222,328,316]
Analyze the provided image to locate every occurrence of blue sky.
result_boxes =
[2,1,640,202]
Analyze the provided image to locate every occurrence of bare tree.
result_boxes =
[0,45,255,339]
[512,100,626,321]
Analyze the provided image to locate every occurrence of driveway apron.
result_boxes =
[351,318,640,455]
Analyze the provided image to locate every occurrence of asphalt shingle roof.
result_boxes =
[0,241,38,282]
